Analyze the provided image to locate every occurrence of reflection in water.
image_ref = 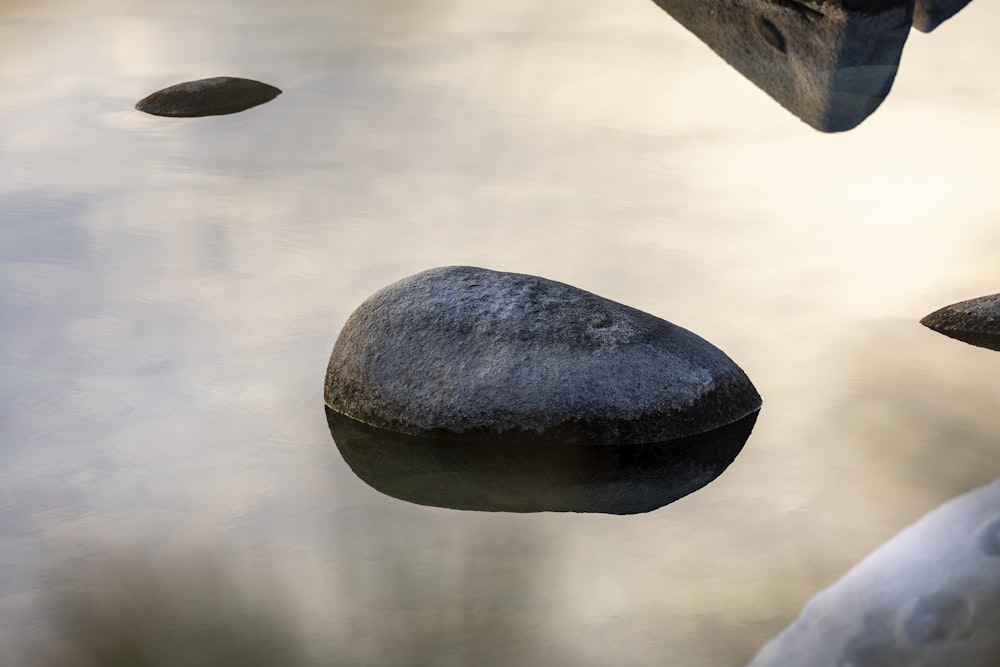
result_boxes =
[1,0,1000,665]
[648,0,914,132]
[326,406,759,514]
[324,515,558,667]
[14,533,558,667]
[14,553,309,667]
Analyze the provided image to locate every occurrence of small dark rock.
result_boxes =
[324,266,761,513]
[920,294,1000,352]
[135,77,281,117]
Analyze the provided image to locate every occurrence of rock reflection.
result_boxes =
[326,511,556,667]
[648,0,914,132]
[15,530,557,667]
[326,406,758,514]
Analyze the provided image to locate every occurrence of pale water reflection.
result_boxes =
[1,0,1000,665]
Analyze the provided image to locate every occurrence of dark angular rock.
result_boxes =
[920,294,1000,352]
[913,0,974,32]
[324,266,762,513]
[135,77,281,117]
[648,0,914,132]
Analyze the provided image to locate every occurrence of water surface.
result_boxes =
[2,1,1000,664]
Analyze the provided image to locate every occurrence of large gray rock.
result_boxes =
[913,0,974,32]
[135,77,281,117]
[921,293,1000,352]
[324,266,761,513]
[747,478,1000,666]
[648,0,914,132]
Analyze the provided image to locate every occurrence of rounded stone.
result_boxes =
[135,77,282,117]
[324,266,761,513]
[920,294,1000,352]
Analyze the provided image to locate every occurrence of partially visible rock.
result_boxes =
[135,77,281,117]
[648,0,914,132]
[324,266,761,513]
[920,293,1000,351]
[913,0,974,32]
[747,478,1000,666]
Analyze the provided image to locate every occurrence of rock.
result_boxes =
[913,0,974,32]
[135,77,281,117]
[920,293,1000,352]
[746,478,1000,666]
[324,266,761,513]
[647,0,914,132]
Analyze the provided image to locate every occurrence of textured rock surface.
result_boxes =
[747,478,1000,666]
[648,0,913,132]
[920,293,1000,351]
[135,77,281,117]
[913,0,974,32]
[325,266,761,445]
[324,266,761,513]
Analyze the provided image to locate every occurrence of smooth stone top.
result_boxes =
[648,0,913,132]
[324,266,761,446]
[920,293,1000,352]
[135,77,281,117]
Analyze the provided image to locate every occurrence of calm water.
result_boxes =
[2,1,1000,664]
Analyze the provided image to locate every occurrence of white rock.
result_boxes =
[748,478,1000,666]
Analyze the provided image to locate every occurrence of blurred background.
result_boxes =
[1,0,999,664]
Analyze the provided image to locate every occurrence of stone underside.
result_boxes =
[913,0,974,32]
[648,0,914,131]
